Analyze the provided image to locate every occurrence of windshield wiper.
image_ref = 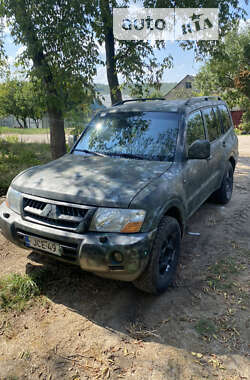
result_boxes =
[74,149,107,157]
[110,152,145,160]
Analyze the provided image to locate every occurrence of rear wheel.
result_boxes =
[133,216,181,294]
[213,161,234,204]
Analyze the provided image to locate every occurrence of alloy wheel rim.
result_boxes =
[159,236,176,276]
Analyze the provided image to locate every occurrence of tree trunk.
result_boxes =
[12,3,66,158]
[33,118,39,128]
[101,1,122,105]
[48,107,66,160]
[22,118,28,128]
[16,118,23,128]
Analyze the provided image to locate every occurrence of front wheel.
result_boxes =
[213,161,234,204]
[133,216,181,294]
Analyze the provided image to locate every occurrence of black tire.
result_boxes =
[213,161,234,204]
[133,216,181,295]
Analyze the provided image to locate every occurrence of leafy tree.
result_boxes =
[234,69,250,98]
[150,0,247,57]
[0,79,45,128]
[1,0,99,159]
[92,0,247,104]
[92,0,172,104]
[1,0,247,158]
[195,23,250,128]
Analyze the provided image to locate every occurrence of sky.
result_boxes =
[3,0,250,85]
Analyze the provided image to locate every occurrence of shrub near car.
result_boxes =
[0,97,238,294]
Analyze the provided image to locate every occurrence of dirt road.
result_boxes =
[0,137,249,380]
[0,133,51,144]
[0,132,72,144]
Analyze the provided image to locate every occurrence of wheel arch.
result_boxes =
[164,205,185,236]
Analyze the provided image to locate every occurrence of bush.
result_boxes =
[238,122,250,134]
[0,139,51,195]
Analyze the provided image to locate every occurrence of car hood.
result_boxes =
[12,154,172,208]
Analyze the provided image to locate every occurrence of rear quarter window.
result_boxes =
[218,105,232,133]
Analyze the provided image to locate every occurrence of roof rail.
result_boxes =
[113,98,165,106]
[185,96,222,105]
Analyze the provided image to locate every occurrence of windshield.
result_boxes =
[73,111,179,161]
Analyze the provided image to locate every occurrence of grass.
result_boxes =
[195,319,217,337]
[206,257,242,291]
[0,126,50,135]
[0,138,51,195]
[0,273,40,312]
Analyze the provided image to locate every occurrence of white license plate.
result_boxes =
[24,235,62,256]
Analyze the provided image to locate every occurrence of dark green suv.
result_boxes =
[0,97,238,294]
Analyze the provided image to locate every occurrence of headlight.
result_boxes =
[6,187,22,214]
[90,208,146,233]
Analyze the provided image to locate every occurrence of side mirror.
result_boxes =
[188,140,210,160]
[68,134,78,150]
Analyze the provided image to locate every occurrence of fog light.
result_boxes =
[112,252,123,263]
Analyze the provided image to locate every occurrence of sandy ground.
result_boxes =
[0,136,249,380]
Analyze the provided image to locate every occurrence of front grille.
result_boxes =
[22,196,95,232]
[16,229,78,262]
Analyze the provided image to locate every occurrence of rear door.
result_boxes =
[217,104,237,166]
[183,110,211,216]
[202,107,224,193]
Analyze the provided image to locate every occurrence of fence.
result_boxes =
[231,111,243,128]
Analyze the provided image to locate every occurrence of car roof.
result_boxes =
[100,97,227,115]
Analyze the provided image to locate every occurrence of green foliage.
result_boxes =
[238,121,250,134]
[0,273,40,311]
[0,79,46,127]
[0,0,100,158]
[195,24,250,133]
[195,24,250,103]
[239,100,250,134]
[0,139,51,195]
[1,1,247,154]
[235,69,250,98]
[2,0,99,110]
[153,0,246,59]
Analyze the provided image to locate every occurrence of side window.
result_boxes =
[213,106,223,134]
[218,105,232,132]
[186,111,206,147]
[202,107,220,141]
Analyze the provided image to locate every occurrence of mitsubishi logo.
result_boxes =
[40,204,59,220]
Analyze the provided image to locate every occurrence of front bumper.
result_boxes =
[0,202,155,282]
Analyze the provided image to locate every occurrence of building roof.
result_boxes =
[164,75,195,97]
